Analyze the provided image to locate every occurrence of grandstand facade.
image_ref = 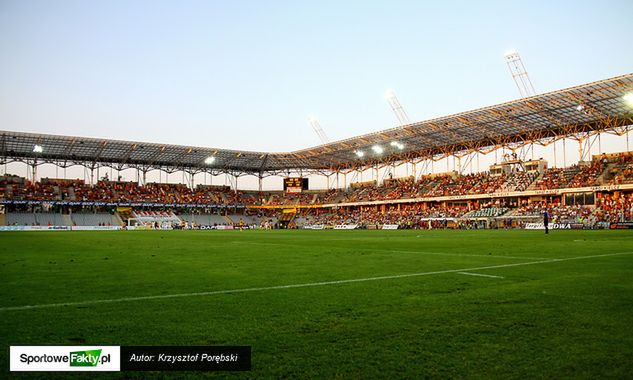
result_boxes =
[1,73,633,230]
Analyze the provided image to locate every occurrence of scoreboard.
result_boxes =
[284,177,309,193]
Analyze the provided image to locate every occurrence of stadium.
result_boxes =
[2,73,633,231]
[2,1,633,378]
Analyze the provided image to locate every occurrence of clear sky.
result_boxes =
[1,0,632,153]
[1,1,632,189]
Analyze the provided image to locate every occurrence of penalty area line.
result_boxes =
[1,251,631,312]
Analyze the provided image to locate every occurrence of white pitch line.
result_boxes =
[1,251,631,312]
[458,272,504,279]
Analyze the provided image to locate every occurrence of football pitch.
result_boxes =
[1,229,633,378]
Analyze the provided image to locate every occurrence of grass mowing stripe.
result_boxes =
[388,249,549,261]
[240,241,549,260]
[1,250,631,312]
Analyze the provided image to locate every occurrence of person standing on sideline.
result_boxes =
[543,210,550,234]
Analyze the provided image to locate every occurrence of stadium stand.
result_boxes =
[1,73,631,230]
[2,151,633,228]
[464,207,509,218]
[178,213,228,226]
[6,212,38,226]
[130,210,182,228]
[6,212,71,226]
[71,212,119,226]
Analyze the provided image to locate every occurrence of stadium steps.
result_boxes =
[521,172,539,191]
[593,164,609,185]
[68,187,76,200]
[0,213,5,226]
[596,163,616,184]
[586,207,601,221]
[222,215,234,224]
[113,212,124,226]
[279,211,296,222]
[333,191,347,203]
[62,214,73,226]
[116,209,134,225]
[526,172,544,190]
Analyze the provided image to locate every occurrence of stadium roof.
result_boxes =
[2,73,633,175]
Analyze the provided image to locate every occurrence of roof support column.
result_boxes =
[477,152,480,172]
[31,159,37,183]
[578,137,584,163]
[598,133,601,155]
[189,171,195,189]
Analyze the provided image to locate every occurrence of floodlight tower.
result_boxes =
[385,90,411,126]
[504,49,536,98]
[308,116,330,144]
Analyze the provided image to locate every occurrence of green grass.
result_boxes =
[1,229,633,379]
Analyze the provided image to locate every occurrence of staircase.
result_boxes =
[116,208,134,225]
[279,212,296,223]
[62,214,73,226]
[113,212,124,226]
[526,172,544,191]
[596,163,617,185]
[276,212,293,229]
